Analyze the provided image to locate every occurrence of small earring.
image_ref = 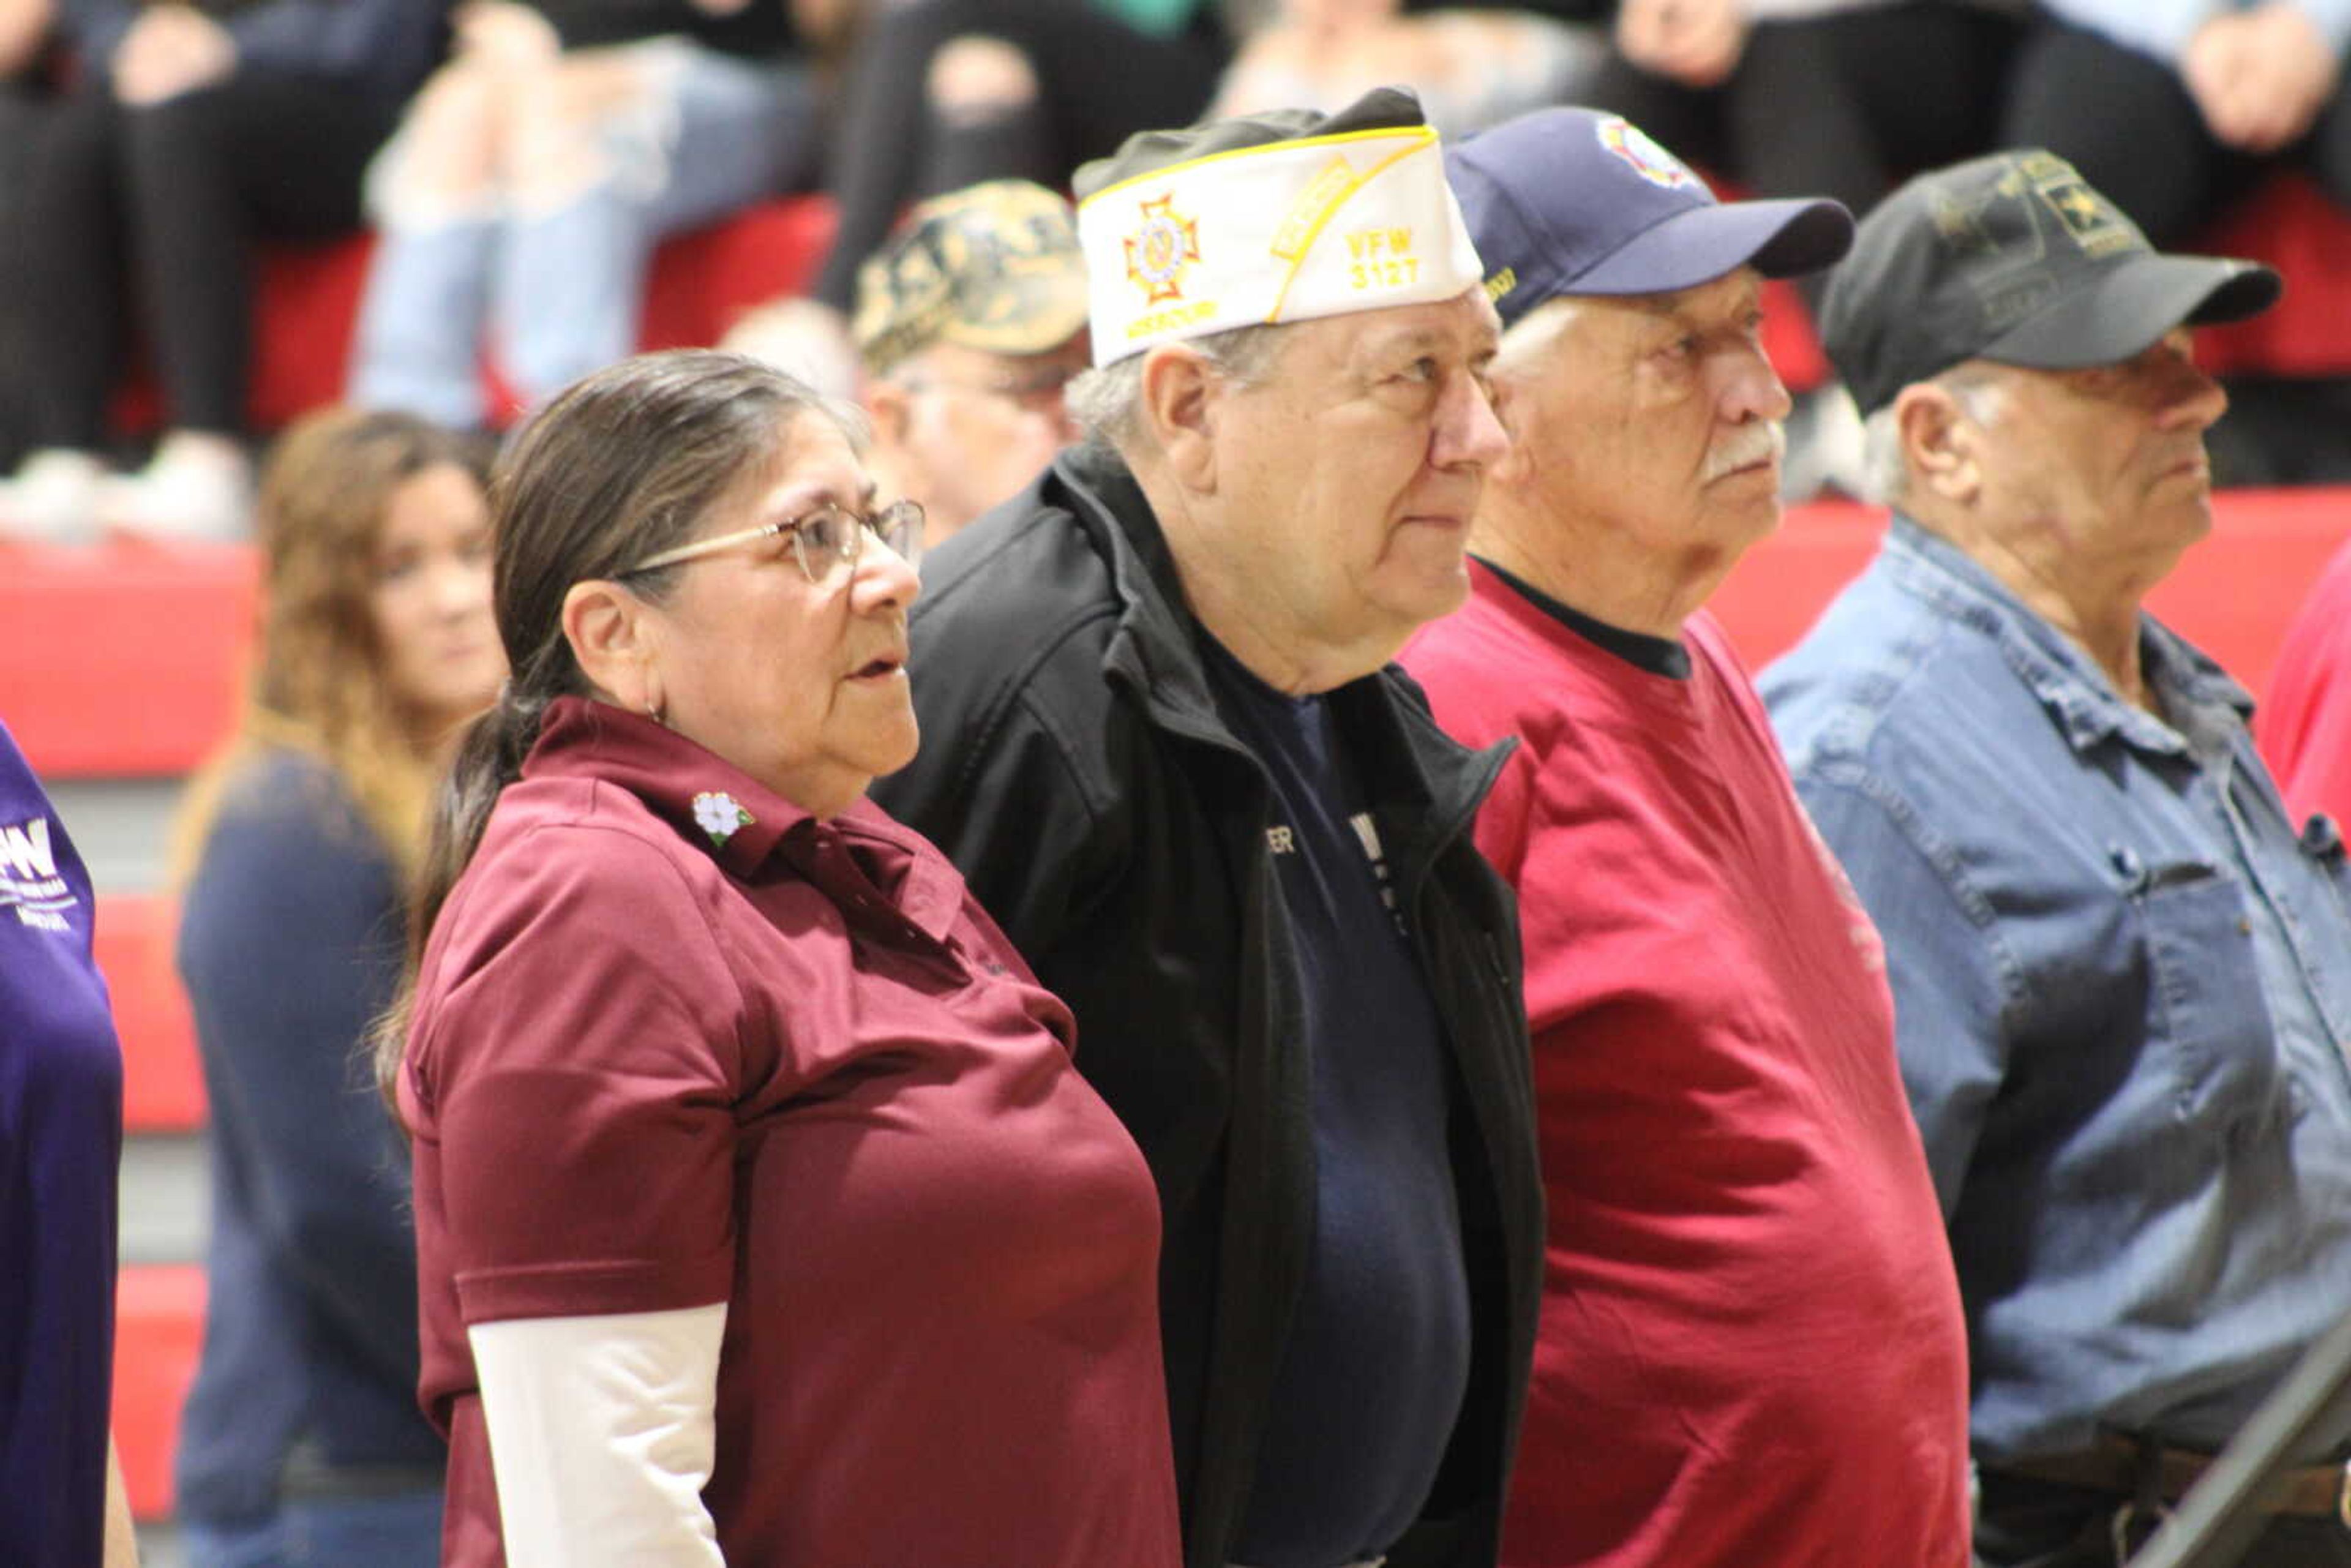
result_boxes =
[647,695,668,729]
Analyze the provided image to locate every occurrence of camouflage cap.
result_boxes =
[852,180,1092,374]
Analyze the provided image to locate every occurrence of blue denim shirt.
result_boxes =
[1761,514,2351,1463]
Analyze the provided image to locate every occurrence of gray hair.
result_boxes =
[1491,294,1583,380]
[1064,321,1294,451]
[1859,362,2008,505]
[1858,405,1908,506]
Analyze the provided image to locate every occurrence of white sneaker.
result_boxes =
[0,449,108,544]
[100,441,253,542]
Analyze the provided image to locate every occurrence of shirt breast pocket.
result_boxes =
[2300,814,2351,914]
[2116,849,2281,1135]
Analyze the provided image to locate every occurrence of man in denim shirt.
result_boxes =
[1764,149,2351,1567]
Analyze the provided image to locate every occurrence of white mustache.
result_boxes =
[1700,421,1787,482]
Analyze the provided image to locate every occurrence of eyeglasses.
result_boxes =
[619,498,925,584]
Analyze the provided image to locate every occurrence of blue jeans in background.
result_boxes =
[182,1488,442,1568]
[350,42,814,428]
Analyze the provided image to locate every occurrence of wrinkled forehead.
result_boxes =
[1502,266,1768,367]
[1616,264,1766,327]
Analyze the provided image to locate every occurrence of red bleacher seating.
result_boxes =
[94,893,206,1134]
[1708,488,2351,690]
[0,537,256,778]
[9,490,2346,781]
[113,1264,206,1522]
[10,203,847,781]
[636,196,838,350]
[91,167,2351,443]
[1760,278,1828,393]
[114,194,841,433]
[1736,170,2351,398]
[2194,174,2351,380]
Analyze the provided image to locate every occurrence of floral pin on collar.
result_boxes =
[691,790,755,850]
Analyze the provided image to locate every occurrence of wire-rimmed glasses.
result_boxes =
[619,498,926,584]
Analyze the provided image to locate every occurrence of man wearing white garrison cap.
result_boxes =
[869,87,1542,1568]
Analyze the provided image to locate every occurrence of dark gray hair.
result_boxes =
[1064,322,1294,451]
[1861,362,2008,505]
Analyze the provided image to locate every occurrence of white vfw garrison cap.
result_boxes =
[1073,86,1485,366]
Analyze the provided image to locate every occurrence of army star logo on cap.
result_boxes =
[2021,153,2137,259]
[1596,115,1700,192]
[1124,193,1204,306]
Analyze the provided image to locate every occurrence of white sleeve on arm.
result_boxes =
[469,1304,731,1568]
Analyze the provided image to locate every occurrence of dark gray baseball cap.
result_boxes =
[1824,149,2279,415]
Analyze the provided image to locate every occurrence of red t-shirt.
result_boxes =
[2259,535,2351,831]
[401,697,1181,1568]
[1402,565,1971,1568]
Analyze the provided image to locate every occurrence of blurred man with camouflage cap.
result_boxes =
[852,179,1093,545]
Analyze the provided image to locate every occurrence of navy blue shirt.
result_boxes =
[1199,636,1471,1568]
[0,718,123,1568]
[174,748,444,1525]
[1765,516,2351,1460]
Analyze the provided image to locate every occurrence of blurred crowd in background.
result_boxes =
[4,0,2351,550]
[13,4,2351,1568]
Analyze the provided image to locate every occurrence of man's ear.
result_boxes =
[1486,366,1536,486]
[863,377,913,449]
[1141,346,1223,494]
[561,577,662,718]
[1897,381,1982,506]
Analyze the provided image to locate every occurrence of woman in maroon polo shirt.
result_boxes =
[373,348,1180,1568]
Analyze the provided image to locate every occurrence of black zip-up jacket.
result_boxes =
[869,442,1544,1568]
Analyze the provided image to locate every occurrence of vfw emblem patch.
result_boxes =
[1124,193,1203,305]
[1597,115,1701,192]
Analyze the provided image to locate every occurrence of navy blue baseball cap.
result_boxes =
[1444,108,1854,328]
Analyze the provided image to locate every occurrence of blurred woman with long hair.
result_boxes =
[171,407,504,1568]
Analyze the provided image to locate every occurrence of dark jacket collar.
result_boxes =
[1047,443,1512,835]
[1051,441,1231,745]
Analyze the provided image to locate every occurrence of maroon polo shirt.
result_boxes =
[402,696,1180,1568]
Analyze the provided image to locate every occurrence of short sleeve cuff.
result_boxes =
[456,1245,734,1325]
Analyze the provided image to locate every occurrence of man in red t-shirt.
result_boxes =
[2259,535,2351,831]
[1402,108,1973,1567]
